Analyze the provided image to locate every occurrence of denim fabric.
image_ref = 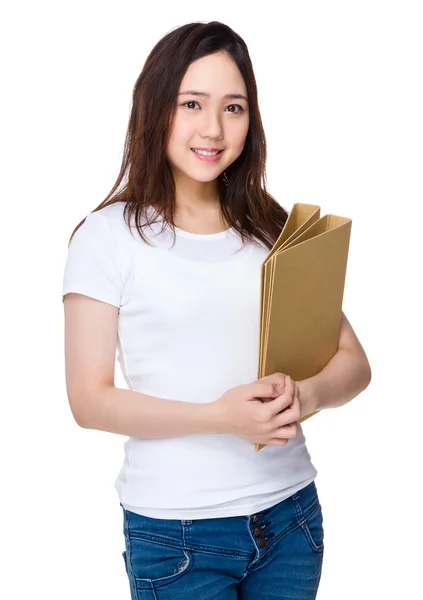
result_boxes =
[121,481,324,599]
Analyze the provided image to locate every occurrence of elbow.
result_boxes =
[360,356,372,393]
[344,348,372,397]
[69,401,90,429]
[67,384,111,429]
[67,392,93,429]
[75,414,91,429]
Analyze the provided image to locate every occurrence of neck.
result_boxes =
[172,172,229,233]
[173,171,220,211]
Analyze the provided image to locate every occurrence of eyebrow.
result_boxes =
[178,90,248,102]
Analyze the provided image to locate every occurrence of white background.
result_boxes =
[1,1,422,598]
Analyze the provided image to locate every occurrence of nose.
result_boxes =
[200,110,224,141]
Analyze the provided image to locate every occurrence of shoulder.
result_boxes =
[79,202,142,252]
[89,202,128,234]
[94,201,126,220]
[69,202,134,271]
[91,202,160,241]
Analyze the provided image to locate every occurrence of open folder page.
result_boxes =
[259,204,321,365]
[256,209,352,452]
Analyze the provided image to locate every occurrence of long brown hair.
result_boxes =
[69,21,288,248]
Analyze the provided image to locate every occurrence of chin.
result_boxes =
[181,168,226,183]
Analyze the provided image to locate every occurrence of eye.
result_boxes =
[181,101,201,110]
[225,104,244,114]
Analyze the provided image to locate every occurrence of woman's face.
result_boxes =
[167,51,250,184]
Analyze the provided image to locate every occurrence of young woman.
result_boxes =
[63,21,371,600]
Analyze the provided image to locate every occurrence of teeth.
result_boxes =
[193,149,220,156]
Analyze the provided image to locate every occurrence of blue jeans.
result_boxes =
[121,481,324,599]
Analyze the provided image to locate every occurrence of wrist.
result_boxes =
[203,400,226,435]
[297,378,319,418]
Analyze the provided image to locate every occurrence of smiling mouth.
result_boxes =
[191,148,224,156]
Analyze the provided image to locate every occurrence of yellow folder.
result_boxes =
[255,203,352,452]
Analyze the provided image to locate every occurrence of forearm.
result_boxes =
[75,386,219,438]
[298,348,372,418]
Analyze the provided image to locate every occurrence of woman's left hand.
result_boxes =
[256,372,301,422]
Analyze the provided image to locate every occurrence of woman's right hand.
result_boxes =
[210,375,300,446]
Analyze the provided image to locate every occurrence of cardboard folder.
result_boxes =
[255,203,352,452]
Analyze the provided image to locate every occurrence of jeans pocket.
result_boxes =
[126,536,193,591]
[300,503,324,553]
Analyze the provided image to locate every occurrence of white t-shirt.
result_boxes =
[62,202,317,519]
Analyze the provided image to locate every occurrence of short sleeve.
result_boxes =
[62,211,123,307]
